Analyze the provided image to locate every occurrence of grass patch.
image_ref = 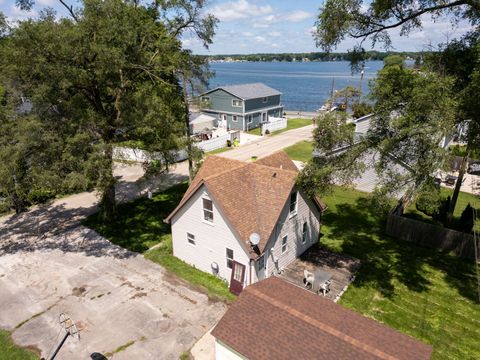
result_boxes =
[404,187,479,232]
[0,330,38,360]
[104,340,135,357]
[271,118,311,135]
[320,186,480,360]
[247,127,261,136]
[84,182,235,303]
[208,146,233,155]
[284,140,313,162]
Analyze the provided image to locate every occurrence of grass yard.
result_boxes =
[248,118,312,136]
[207,146,233,155]
[83,182,235,303]
[284,140,313,162]
[0,330,38,360]
[320,186,480,359]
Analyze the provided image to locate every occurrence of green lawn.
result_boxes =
[284,140,313,162]
[248,118,312,136]
[405,188,479,232]
[207,146,233,155]
[0,330,38,360]
[83,182,235,303]
[320,186,480,360]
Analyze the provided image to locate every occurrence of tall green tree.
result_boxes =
[299,63,457,207]
[1,0,216,220]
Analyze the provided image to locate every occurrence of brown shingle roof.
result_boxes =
[165,152,304,257]
[212,277,432,360]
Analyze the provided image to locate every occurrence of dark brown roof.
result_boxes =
[212,277,432,360]
[165,152,307,257]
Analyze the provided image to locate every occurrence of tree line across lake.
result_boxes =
[205,51,420,63]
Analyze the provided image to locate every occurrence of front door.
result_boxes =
[221,114,227,128]
[229,261,246,295]
[261,112,267,123]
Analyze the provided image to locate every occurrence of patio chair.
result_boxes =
[303,269,314,290]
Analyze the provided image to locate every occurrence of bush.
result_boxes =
[352,102,373,119]
[264,129,270,135]
[459,203,476,233]
[433,196,451,225]
[28,188,55,204]
[415,184,441,217]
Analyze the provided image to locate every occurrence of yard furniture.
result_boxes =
[303,268,332,296]
[445,175,457,186]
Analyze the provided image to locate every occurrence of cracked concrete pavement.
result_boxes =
[0,125,313,359]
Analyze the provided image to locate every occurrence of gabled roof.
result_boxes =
[203,82,282,100]
[212,277,433,360]
[165,151,316,258]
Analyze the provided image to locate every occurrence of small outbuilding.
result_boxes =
[212,277,432,360]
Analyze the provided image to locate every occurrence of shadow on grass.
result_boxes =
[83,182,189,253]
[322,194,478,302]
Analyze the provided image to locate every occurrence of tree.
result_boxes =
[1,0,216,220]
[333,85,360,112]
[299,63,457,207]
[314,1,480,54]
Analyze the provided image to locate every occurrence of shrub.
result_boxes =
[352,102,373,119]
[415,183,441,217]
[459,203,476,233]
[265,129,270,135]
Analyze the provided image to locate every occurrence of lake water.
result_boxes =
[209,61,384,112]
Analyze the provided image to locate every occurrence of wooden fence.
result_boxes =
[386,213,478,259]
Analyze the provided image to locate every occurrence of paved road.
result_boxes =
[0,126,312,359]
[220,125,314,161]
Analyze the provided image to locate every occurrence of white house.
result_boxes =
[165,151,326,295]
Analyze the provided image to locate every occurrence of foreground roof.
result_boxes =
[206,82,282,100]
[165,152,317,257]
[212,277,432,360]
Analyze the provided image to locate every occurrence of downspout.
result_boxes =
[242,98,246,131]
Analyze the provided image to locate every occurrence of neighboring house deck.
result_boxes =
[199,83,284,131]
[165,151,326,295]
[212,277,433,360]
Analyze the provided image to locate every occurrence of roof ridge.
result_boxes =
[249,162,298,175]
[202,162,248,182]
[248,286,400,360]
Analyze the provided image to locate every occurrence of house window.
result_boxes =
[302,222,308,244]
[281,235,288,254]
[201,96,209,102]
[226,248,234,269]
[289,191,298,216]
[262,97,268,103]
[203,198,213,222]
[247,115,253,124]
[232,115,238,122]
[232,99,242,107]
[258,255,265,269]
[187,232,196,245]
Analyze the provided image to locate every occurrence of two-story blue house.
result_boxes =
[199,83,284,131]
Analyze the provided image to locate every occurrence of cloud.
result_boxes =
[254,36,266,43]
[284,10,313,23]
[211,0,273,22]
[37,0,58,5]
[268,31,281,37]
[8,5,38,20]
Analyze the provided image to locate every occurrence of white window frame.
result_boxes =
[232,99,242,107]
[232,115,238,122]
[302,222,308,244]
[187,232,196,246]
[281,235,288,254]
[289,191,298,217]
[202,198,214,223]
[226,248,234,269]
[262,97,268,103]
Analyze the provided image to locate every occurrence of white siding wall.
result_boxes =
[262,189,321,278]
[171,185,251,285]
[215,340,247,360]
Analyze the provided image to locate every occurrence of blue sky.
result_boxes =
[0,0,474,54]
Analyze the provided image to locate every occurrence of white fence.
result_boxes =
[261,117,287,135]
[113,147,188,163]
[195,131,240,152]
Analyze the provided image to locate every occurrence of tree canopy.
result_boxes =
[0,0,216,219]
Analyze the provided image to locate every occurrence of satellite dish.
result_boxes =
[249,233,260,246]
